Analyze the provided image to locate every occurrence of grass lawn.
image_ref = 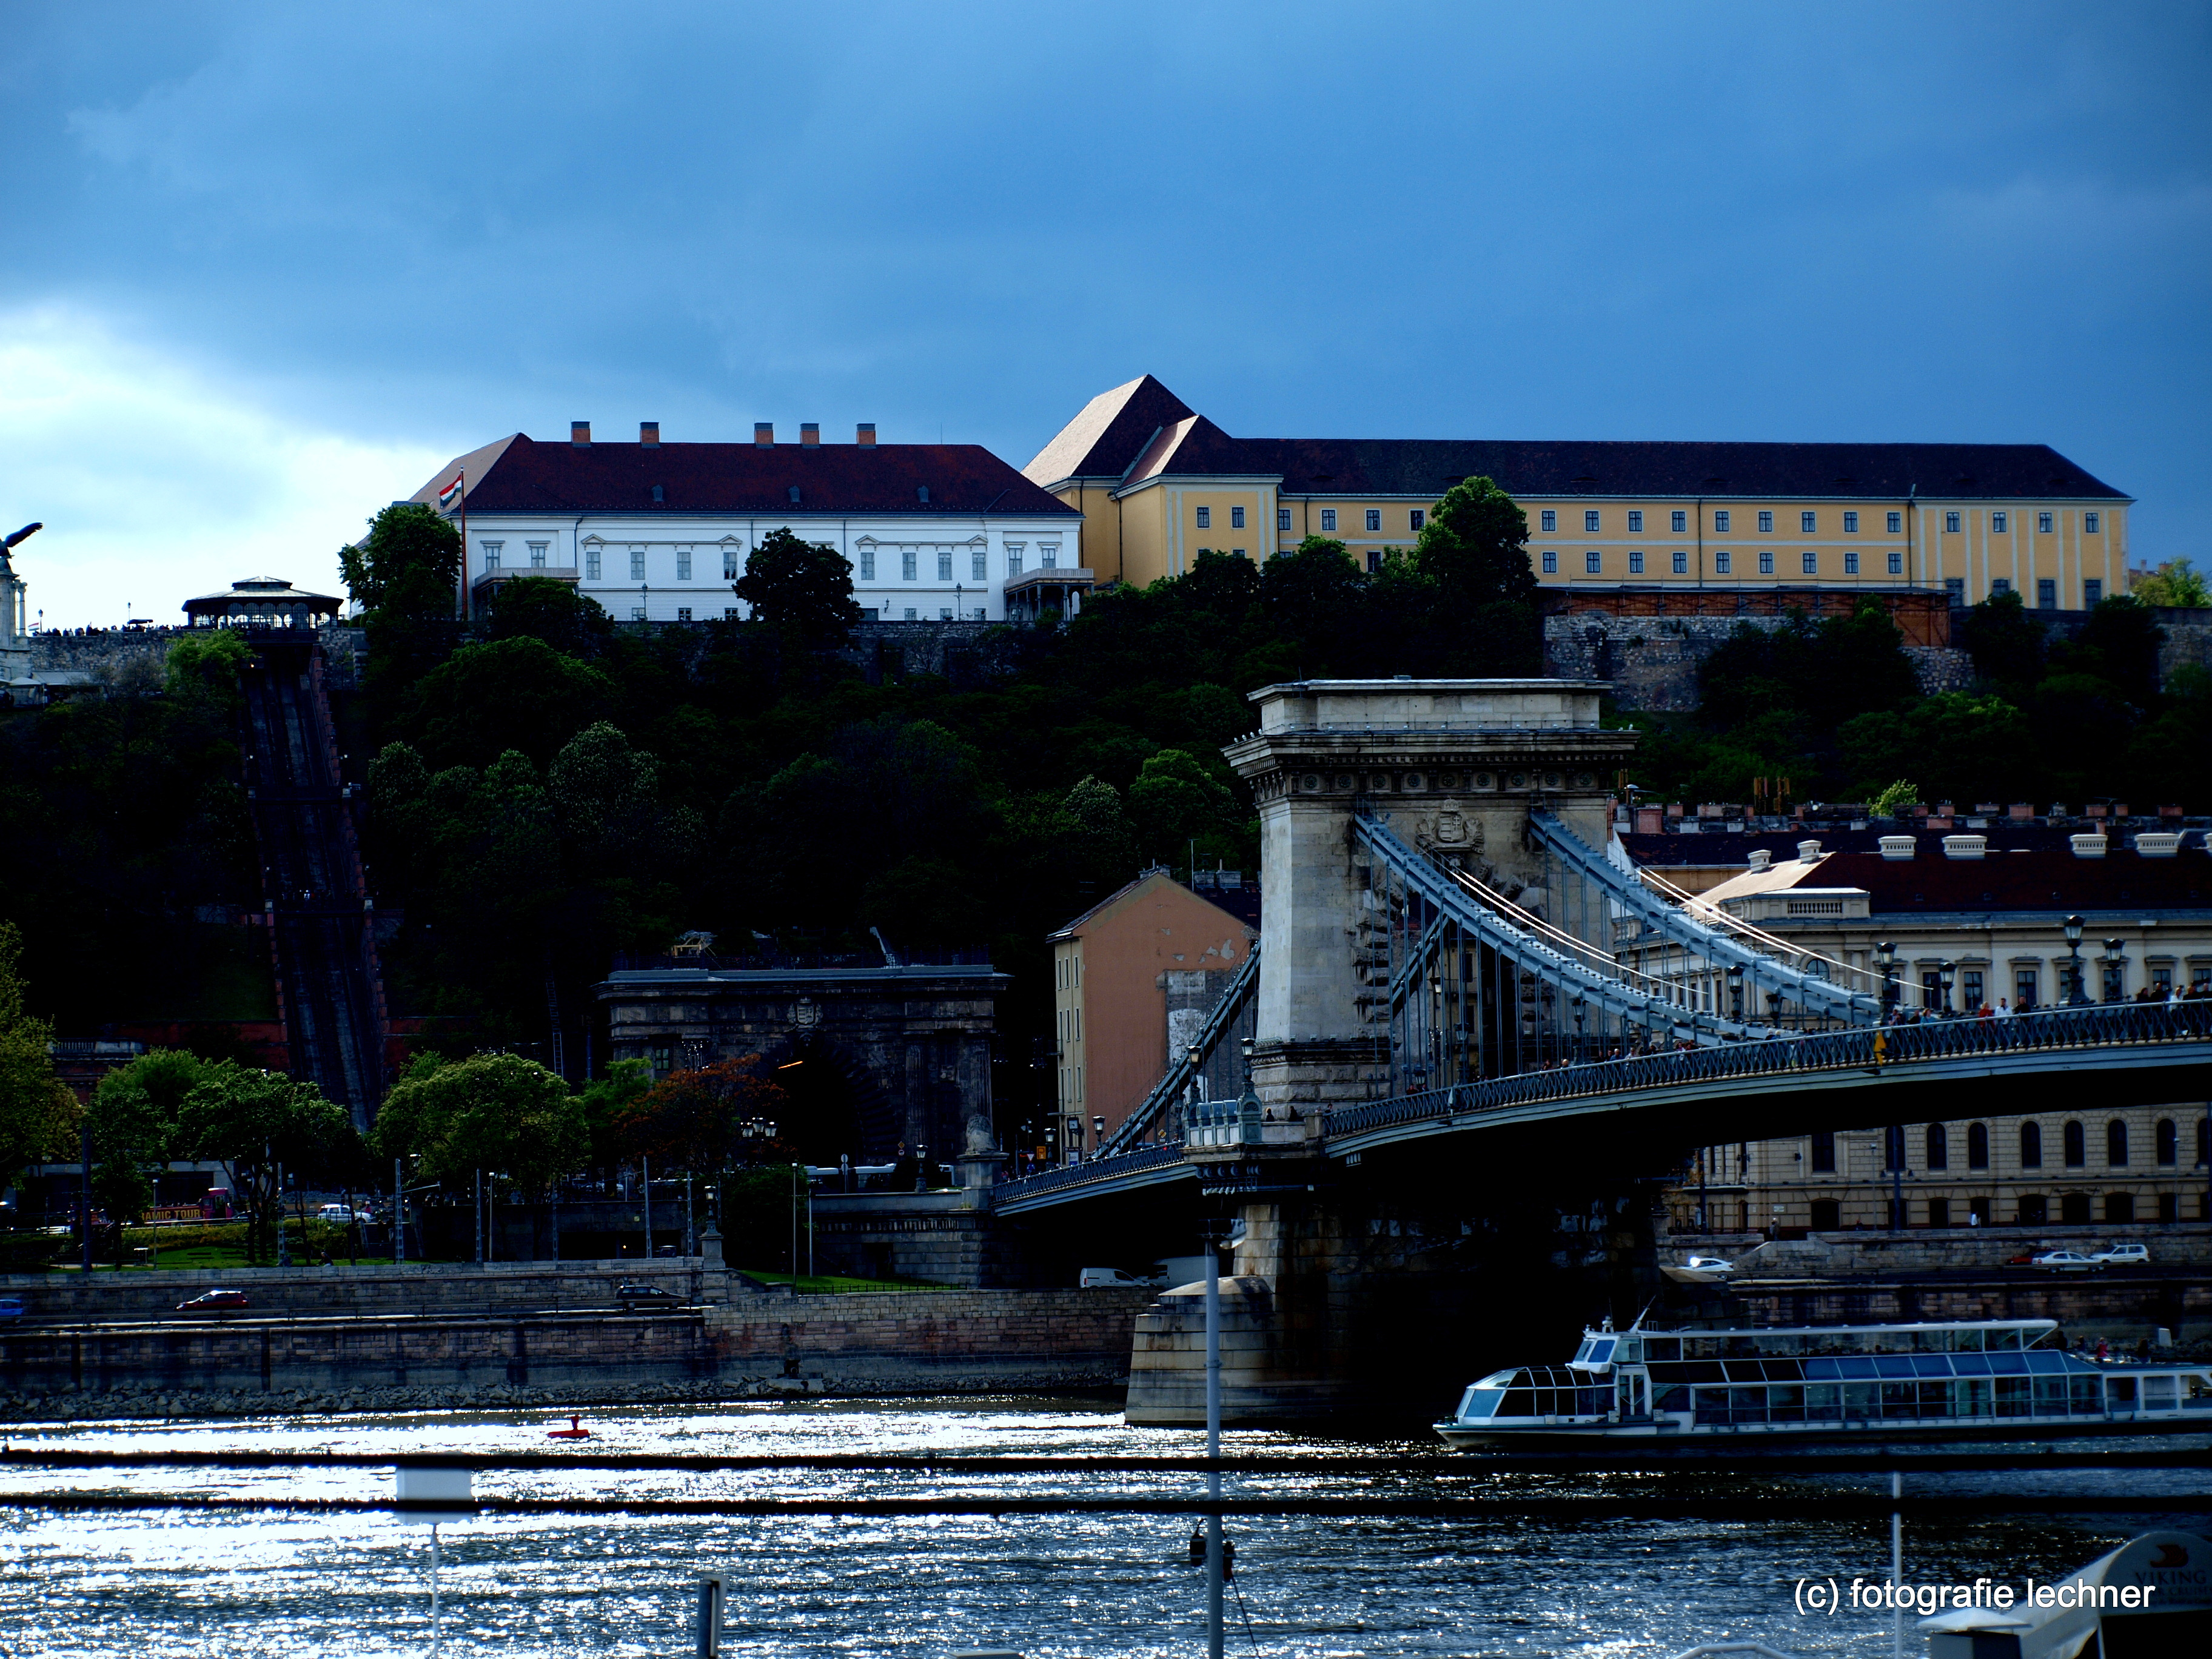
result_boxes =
[737,1269,959,1294]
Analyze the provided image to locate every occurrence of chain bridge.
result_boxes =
[980,680,2212,1423]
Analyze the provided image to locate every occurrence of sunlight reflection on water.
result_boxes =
[2,1399,2203,1657]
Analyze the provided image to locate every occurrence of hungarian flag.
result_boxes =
[437,472,464,510]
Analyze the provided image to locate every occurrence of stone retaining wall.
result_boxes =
[1542,613,1975,711]
[0,1258,705,1321]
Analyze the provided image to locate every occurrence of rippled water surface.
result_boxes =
[2,1399,2205,1657]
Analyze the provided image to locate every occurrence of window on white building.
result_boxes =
[631,606,646,621]
[483,541,503,569]
[724,545,742,579]
[939,607,953,620]
[528,541,548,568]
[902,550,918,581]
[972,549,988,581]
[1041,544,1060,568]
[1006,544,1024,575]
[585,547,603,580]
[859,549,876,580]
[675,547,692,580]
[937,550,953,581]
[677,606,692,622]
[725,606,739,619]
[628,548,645,581]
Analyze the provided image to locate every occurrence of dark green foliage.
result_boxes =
[1838,694,2037,806]
[403,636,617,769]
[341,502,463,694]
[1414,475,1538,610]
[370,1051,587,1195]
[486,577,616,659]
[1959,590,2046,701]
[0,923,77,1191]
[732,526,864,642]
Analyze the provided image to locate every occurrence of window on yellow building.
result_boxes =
[1714,550,1731,573]
[1802,551,1817,574]
[2084,512,2100,533]
[1542,550,1558,573]
[1195,506,1210,529]
[2037,512,2053,533]
[1583,510,1600,532]
[1758,511,1774,532]
[1629,551,1644,574]
[1672,511,1687,533]
[1845,551,1859,575]
[1541,509,1557,532]
[1410,509,1425,531]
[1584,551,1601,574]
[1991,511,2008,533]
[1843,511,1858,532]
[1231,506,1245,529]
[1888,511,1903,532]
[1946,511,1962,532]
[1992,578,2012,594]
[1366,549,1384,572]
[1321,509,1337,531]
[2085,579,2102,605]
[1365,509,1382,532]
[1801,511,1817,532]
[1714,510,1731,532]
[1672,549,1688,574]
[1627,511,1644,532]
[1889,552,1904,575]
[1278,509,1292,531]
[1759,551,1774,574]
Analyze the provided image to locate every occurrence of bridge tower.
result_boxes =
[1127,679,1639,1424]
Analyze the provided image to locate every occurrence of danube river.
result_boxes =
[2,1399,2203,1656]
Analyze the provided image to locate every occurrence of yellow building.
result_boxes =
[1024,376,2133,609]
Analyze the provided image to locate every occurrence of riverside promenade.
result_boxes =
[0,1260,1153,1421]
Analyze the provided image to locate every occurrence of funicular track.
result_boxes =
[238,631,387,1128]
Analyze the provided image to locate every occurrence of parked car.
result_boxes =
[2029,1250,2102,1273]
[316,1204,358,1224]
[2091,1244,2151,1266]
[0,1295,24,1321]
[175,1289,252,1312]
[1078,1267,1161,1289]
[1660,1255,1736,1284]
[614,1281,684,1306]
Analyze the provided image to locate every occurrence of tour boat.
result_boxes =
[1435,1317,2212,1447]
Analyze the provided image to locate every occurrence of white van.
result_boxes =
[1078,1267,1157,1290]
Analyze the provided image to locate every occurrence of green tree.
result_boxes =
[1959,589,2046,700]
[1061,775,1138,888]
[1869,779,1920,817]
[340,501,462,622]
[371,1052,588,1197]
[1414,475,1538,609]
[732,527,863,642]
[175,1063,349,1263]
[1838,693,2037,806]
[1127,748,1239,867]
[0,922,78,1196]
[486,575,616,659]
[2063,594,2165,709]
[88,1049,203,1255]
[578,1058,652,1171]
[164,629,249,697]
[405,637,616,769]
[2131,558,2210,608]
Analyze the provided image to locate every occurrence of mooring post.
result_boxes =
[1889,1468,1903,1659]
[1205,1227,1224,1659]
[695,1575,723,1657]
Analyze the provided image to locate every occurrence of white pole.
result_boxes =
[430,1523,442,1659]
[394,1157,403,1264]
[642,1157,652,1260]
[1205,1229,1223,1659]
[1891,1468,1903,1659]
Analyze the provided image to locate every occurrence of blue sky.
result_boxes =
[4,1,2206,627]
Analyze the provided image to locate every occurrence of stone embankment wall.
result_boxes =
[25,624,367,689]
[1543,614,1974,712]
[0,1258,703,1321]
[1729,1228,2212,1278]
[1730,1273,2211,1342]
[0,1270,1152,1421]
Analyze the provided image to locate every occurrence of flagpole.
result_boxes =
[456,469,468,622]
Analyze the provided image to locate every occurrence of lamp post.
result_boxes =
[2063,914,2086,1006]
[1571,994,1586,1061]
[1875,940,1898,1017]
[1938,960,1957,1019]
[2101,939,2125,1004]
[1726,963,1744,1026]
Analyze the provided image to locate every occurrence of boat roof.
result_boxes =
[1595,1318,2059,1337]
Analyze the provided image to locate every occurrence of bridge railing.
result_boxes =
[990,1142,1188,1207]
[1322,1000,2212,1141]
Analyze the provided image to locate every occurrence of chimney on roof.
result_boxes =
[640,421,660,448]
[1796,839,1822,864]
[801,422,820,447]
[2071,834,2109,859]
[755,423,774,448]
[1879,836,1916,860]
[571,420,591,448]
[1943,834,1987,860]
[1746,849,1772,872]
[857,422,876,446]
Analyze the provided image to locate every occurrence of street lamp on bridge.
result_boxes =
[1726,963,1744,1025]
[2063,914,2087,1005]
[2102,939,2127,1004]
[1938,960,1957,1017]
[1875,940,1899,1016]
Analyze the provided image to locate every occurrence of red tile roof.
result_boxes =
[414,432,1077,518]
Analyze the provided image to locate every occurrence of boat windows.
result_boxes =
[1995,1376,2033,1416]
[1803,1384,1840,1418]
[1643,1338,1681,1361]
[2142,1376,2177,1410]
[2188,1375,2212,1410]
